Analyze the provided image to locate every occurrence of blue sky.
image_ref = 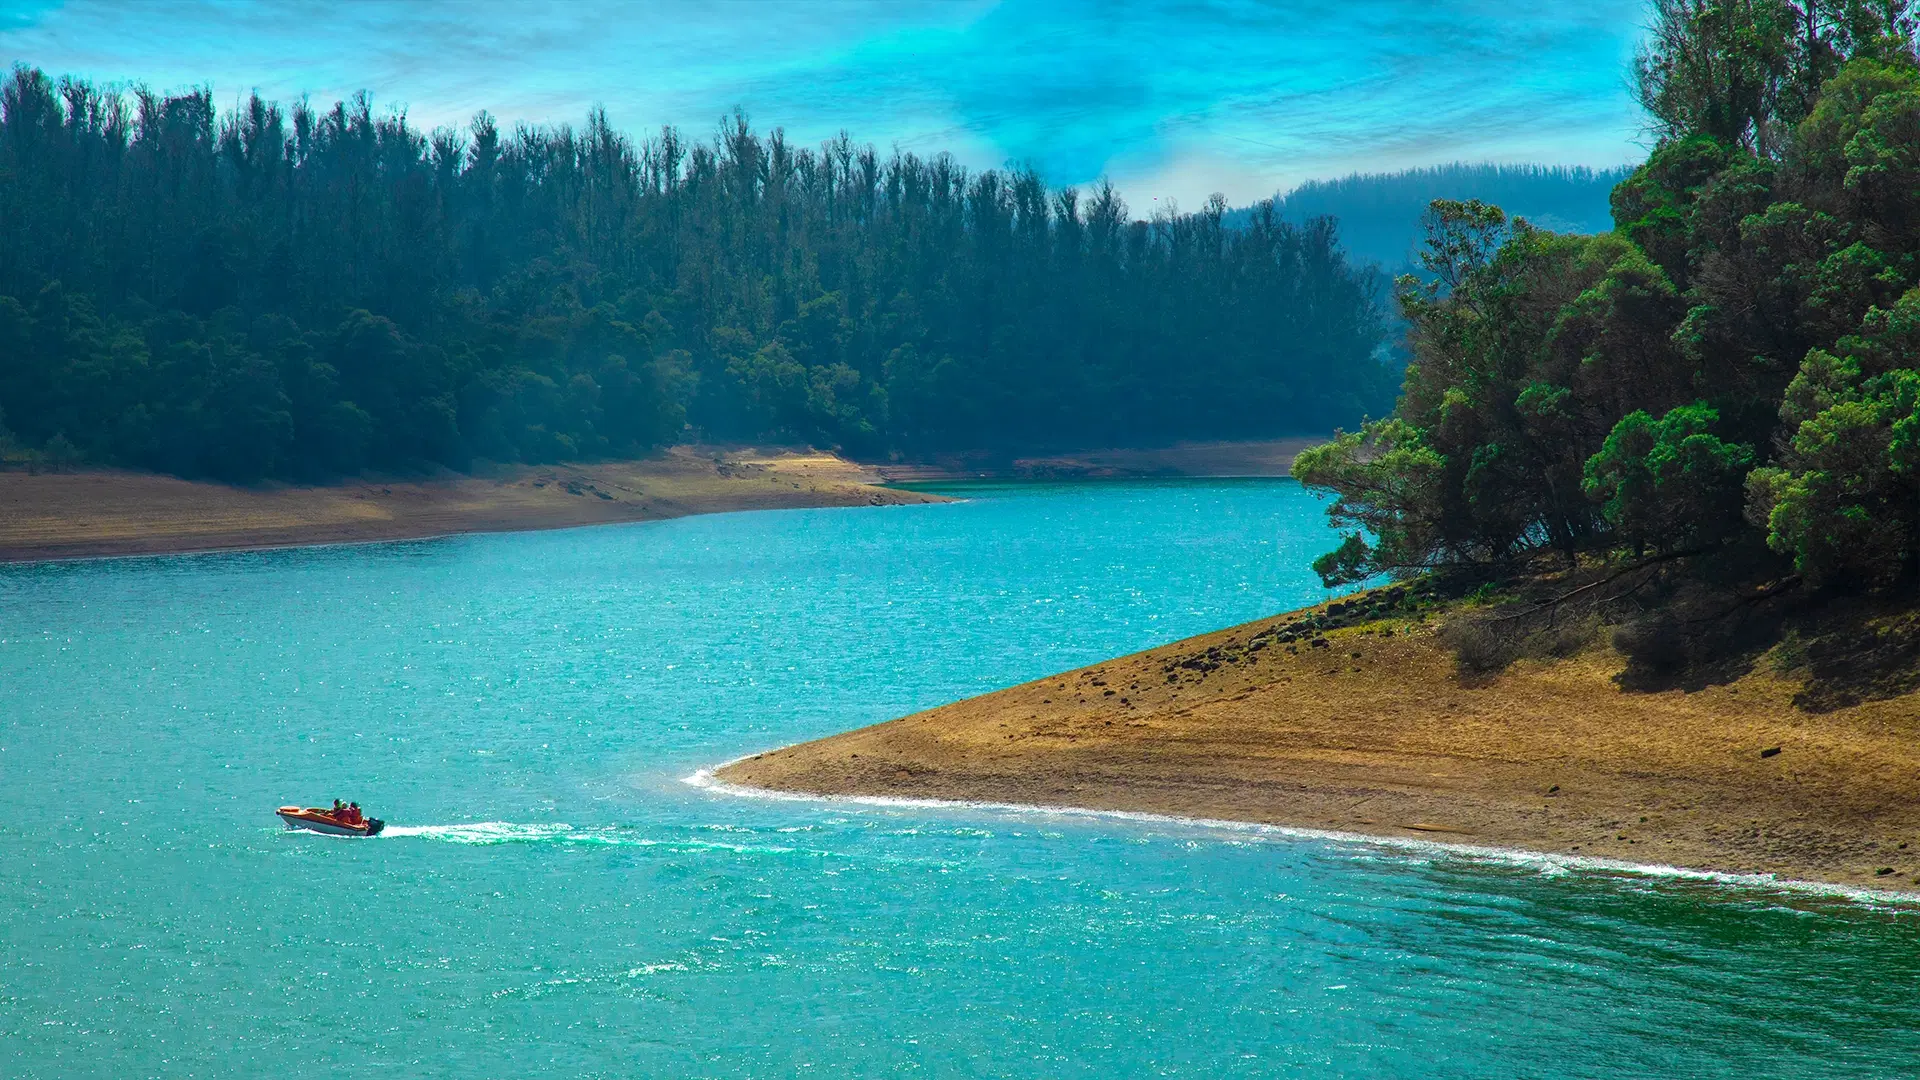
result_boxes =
[0,0,1648,207]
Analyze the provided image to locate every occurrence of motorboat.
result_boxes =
[277,805,385,837]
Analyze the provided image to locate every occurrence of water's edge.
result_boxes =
[683,756,1920,909]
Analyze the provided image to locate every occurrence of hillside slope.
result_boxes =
[1231,163,1634,268]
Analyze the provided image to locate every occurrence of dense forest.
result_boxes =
[1297,0,1920,599]
[1249,164,1634,270]
[0,67,1392,481]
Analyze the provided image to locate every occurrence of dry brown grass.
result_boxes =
[0,446,943,562]
[721,586,1920,890]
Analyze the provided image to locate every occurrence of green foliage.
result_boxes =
[1310,533,1374,589]
[1635,0,1802,152]
[1634,2,1919,154]
[1749,290,1920,582]
[1582,403,1754,551]
[0,68,1392,481]
[1298,13,1920,593]
[1291,419,1450,577]
[1299,209,1696,579]
[1610,135,1750,286]
[1789,57,1920,194]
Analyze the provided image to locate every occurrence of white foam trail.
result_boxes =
[379,821,577,844]
[377,819,813,857]
[684,757,1920,909]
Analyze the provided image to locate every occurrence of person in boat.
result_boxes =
[345,803,364,826]
[331,799,346,819]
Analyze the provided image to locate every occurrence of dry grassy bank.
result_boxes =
[720,582,1920,890]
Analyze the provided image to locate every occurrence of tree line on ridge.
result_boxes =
[1239,163,1633,270]
[0,68,1393,481]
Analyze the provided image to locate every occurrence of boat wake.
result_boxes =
[378,821,579,844]
[377,820,808,857]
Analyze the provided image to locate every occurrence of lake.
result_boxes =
[2,479,1915,1078]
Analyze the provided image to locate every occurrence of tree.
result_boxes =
[1300,22,1920,594]
[1636,0,1800,152]
[1748,292,1920,582]
[1582,403,1754,553]
[0,63,1392,480]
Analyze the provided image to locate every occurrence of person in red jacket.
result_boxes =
[345,803,364,826]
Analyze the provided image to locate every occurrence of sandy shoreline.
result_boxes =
[0,439,1320,563]
[686,763,1919,905]
[717,589,1920,893]
[869,437,1323,481]
[0,447,942,563]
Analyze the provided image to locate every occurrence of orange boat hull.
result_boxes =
[276,806,384,836]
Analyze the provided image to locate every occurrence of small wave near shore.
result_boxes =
[684,761,1920,910]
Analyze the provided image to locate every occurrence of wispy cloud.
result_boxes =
[0,0,1646,205]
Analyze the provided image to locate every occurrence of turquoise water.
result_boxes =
[1,479,1915,1078]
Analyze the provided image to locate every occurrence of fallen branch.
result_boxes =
[1697,574,1803,626]
[1491,548,1708,623]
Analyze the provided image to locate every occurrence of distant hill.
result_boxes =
[1231,163,1638,271]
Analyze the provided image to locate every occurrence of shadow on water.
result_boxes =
[1371,855,1920,1071]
